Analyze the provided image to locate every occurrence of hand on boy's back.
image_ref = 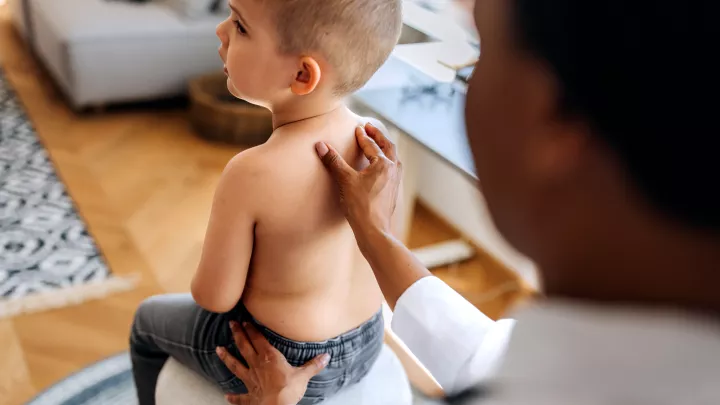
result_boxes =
[217,321,330,405]
[315,123,402,235]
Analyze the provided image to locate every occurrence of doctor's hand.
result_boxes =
[315,123,402,236]
[216,321,330,405]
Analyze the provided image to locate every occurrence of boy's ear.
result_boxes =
[290,56,321,96]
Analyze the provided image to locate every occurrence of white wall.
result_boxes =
[413,145,541,290]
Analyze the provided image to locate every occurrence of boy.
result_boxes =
[129,0,402,404]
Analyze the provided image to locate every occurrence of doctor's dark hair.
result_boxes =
[512,1,720,231]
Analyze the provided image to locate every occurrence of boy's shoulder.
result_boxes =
[221,139,312,186]
[226,145,266,169]
[220,145,275,185]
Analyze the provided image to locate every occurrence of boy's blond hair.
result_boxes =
[269,0,403,95]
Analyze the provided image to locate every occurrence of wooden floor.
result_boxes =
[0,7,528,405]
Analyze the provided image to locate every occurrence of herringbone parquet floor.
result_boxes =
[0,5,528,404]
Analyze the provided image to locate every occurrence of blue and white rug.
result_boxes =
[26,353,137,405]
[0,70,137,319]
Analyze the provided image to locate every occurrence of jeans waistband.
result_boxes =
[236,305,384,368]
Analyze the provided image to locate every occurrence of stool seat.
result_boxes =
[155,344,413,405]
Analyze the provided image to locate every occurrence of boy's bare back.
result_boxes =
[236,108,383,341]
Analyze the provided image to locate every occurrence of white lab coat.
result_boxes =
[391,276,720,404]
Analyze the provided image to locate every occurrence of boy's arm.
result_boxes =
[191,154,256,313]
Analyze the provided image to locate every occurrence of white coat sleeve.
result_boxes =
[391,276,516,394]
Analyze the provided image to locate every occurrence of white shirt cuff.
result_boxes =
[391,276,515,392]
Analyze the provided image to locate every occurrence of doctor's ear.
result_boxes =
[290,56,321,96]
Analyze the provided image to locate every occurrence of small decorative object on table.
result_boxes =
[189,72,273,147]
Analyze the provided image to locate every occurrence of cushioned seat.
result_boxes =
[26,0,224,108]
[156,344,414,405]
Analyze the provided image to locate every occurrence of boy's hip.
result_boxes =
[224,304,385,403]
[235,303,385,369]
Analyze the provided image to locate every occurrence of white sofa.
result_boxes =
[8,0,225,109]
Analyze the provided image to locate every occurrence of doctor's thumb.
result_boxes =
[299,353,331,379]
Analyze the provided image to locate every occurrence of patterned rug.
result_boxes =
[0,70,137,319]
[26,352,137,405]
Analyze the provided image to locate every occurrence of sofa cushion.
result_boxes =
[30,0,189,41]
[28,0,225,108]
[162,0,216,19]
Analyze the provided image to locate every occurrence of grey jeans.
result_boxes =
[129,294,384,405]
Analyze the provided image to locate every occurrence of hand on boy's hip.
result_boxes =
[315,123,402,235]
[217,321,330,405]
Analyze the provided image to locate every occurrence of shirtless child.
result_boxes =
[129,0,402,403]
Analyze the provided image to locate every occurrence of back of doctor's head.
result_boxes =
[513,0,719,232]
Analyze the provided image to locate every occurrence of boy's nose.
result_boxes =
[216,22,228,45]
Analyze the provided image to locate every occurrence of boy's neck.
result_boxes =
[271,97,344,130]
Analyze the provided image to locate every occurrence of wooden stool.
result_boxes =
[188,72,273,147]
